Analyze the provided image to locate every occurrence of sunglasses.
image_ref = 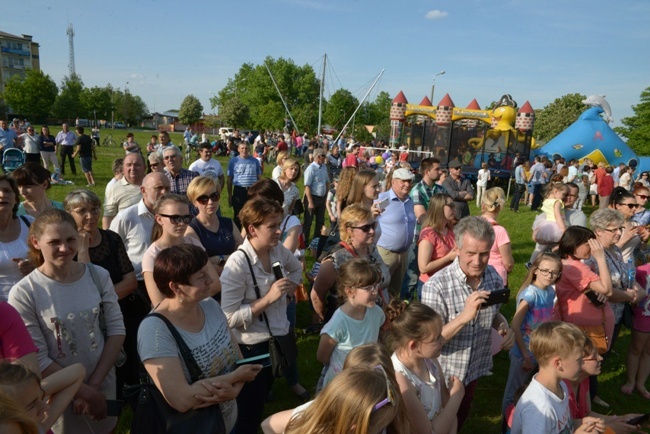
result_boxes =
[196,192,220,205]
[163,155,179,160]
[636,195,649,200]
[373,365,396,412]
[619,203,639,209]
[350,222,377,233]
[158,213,192,224]
[537,268,561,278]
[150,163,159,169]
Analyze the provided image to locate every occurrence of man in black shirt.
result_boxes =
[72,126,97,186]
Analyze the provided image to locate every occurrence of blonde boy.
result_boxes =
[511,322,605,434]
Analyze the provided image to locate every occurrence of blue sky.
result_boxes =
[2,0,648,129]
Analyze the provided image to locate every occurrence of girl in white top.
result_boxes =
[274,157,301,216]
[387,300,465,434]
[142,194,220,306]
[476,162,491,207]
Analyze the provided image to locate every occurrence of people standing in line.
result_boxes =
[402,157,444,300]
[19,126,40,164]
[376,168,417,297]
[55,123,77,176]
[442,160,473,221]
[476,162,490,207]
[71,127,97,187]
[421,216,514,429]
[302,148,330,244]
[38,126,60,173]
[227,141,262,229]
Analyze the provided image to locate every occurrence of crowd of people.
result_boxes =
[1,127,650,434]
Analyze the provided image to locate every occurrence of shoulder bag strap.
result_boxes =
[148,312,204,383]
[87,263,108,334]
[238,248,274,336]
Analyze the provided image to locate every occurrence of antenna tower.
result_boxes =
[66,23,76,76]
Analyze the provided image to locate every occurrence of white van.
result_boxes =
[218,127,234,137]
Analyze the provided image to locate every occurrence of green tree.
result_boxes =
[219,97,249,129]
[1,69,58,120]
[51,74,84,122]
[178,94,203,126]
[203,114,221,135]
[533,93,587,143]
[79,85,113,122]
[213,56,320,131]
[324,88,359,132]
[615,86,650,157]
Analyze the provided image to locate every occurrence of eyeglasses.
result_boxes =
[163,155,179,160]
[196,192,220,205]
[537,268,561,278]
[373,365,395,412]
[72,207,101,216]
[602,227,624,234]
[583,356,600,362]
[636,195,649,200]
[357,284,380,293]
[150,163,159,169]
[350,222,377,233]
[619,203,639,209]
[158,214,192,224]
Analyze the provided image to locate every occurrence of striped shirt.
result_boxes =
[227,156,261,187]
[421,258,504,385]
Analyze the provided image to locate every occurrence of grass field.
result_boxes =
[38,127,649,433]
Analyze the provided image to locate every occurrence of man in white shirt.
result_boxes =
[188,142,225,187]
[55,123,77,175]
[103,152,145,227]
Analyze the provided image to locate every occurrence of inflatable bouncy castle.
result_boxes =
[391,92,536,177]
[535,95,650,173]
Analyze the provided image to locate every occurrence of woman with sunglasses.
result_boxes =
[609,187,650,262]
[311,204,391,324]
[185,176,243,276]
[632,184,650,226]
[142,194,220,306]
[636,172,650,188]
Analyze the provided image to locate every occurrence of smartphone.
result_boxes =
[106,399,124,417]
[236,353,272,368]
[480,288,510,309]
[272,262,285,280]
[584,289,605,307]
[375,197,389,212]
[627,414,649,425]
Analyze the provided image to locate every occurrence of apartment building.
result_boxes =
[0,31,40,93]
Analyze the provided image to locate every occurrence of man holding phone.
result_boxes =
[421,216,515,430]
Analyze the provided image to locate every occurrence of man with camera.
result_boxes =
[421,216,515,430]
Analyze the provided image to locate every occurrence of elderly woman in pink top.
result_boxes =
[480,188,514,287]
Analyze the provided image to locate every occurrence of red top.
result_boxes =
[276,140,288,152]
[598,174,614,197]
[564,377,590,419]
[0,302,38,361]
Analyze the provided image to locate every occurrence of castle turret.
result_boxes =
[435,94,454,126]
[390,91,408,147]
[465,99,481,128]
[515,101,535,132]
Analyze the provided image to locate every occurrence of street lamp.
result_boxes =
[430,70,446,103]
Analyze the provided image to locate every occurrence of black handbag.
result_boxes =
[123,313,226,434]
[239,249,298,378]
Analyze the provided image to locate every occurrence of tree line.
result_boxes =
[1,70,148,126]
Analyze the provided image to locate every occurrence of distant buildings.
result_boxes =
[0,31,40,93]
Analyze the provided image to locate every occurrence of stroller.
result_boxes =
[2,148,25,173]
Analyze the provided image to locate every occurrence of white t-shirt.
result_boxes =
[0,216,33,302]
[188,158,224,180]
[477,168,490,187]
[511,376,573,434]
